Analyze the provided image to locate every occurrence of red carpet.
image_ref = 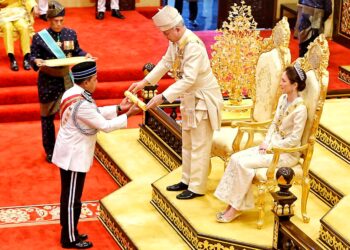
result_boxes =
[0,117,141,249]
[0,7,173,123]
[1,8,349,122]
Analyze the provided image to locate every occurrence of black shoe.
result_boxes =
[46,154,52,163]
[96,11,104,20]
[176,190,204,200]
[39,14,47,21]
[10,58,19,71]
[111,9,125,19]
[23,59,31,70]
[166,182,188,191]
[62,240,93,249]
[79,234,88,241]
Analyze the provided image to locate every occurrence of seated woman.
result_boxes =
[214,64,307,223]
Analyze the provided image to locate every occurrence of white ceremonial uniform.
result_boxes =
[214,94,307,211]
[52,84,127,172]
[145,29,223,194]
[38,0,48,15]
[97,0,120,12]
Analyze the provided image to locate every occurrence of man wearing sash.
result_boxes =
[128,6,223,200]
[52,61,139,249]
[30,0,92,163]
[0,0,39,71]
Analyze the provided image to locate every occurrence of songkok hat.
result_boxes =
[72,61,97,82]
[152,5,183,31]
[47,1,65,18]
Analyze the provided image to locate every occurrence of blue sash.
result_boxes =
[38,29,66,59]
[38,29,73,82]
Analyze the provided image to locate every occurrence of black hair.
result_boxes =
[285,65,307,91]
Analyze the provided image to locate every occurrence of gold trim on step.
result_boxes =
[98,202,137,250]
[319,224,350,250]
[139,127,181,171]
[316,126,350,165]
[309,172,342,207]
[95,143,130,186]
[151,186,270,250]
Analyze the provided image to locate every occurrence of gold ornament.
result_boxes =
[211,1,263,105]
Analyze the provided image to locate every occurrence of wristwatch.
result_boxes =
[117,105,122,113]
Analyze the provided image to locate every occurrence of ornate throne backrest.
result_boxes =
[252,17,291,122]
[297,34,329,148]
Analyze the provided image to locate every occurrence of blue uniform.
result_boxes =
[30,27,87,158]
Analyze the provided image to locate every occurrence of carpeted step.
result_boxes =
[0,75,174,122]
[0,99,134,123]
[0,79,174,105]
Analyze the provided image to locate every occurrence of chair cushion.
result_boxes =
[211,127,265,160]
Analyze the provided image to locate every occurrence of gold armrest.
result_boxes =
[267,144,309,154]
[240,127,268,133]
[265,143,309,181]
[235,119,272,128]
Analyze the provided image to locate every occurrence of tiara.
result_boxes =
[293,62,305,81]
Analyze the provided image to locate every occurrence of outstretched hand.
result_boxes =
[127,80,147,94]
[119,97,132,111]
[126,104,142,117]
[146,94,164,110]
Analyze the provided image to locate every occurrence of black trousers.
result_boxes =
[41,114,56,155]
[299,29,319,57]
[60,168,86,244]
[174,0,198,21]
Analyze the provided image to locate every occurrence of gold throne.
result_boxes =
[211,17,291,165]
[247,34,330,229]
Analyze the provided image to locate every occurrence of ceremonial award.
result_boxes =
[44,57,94,67]
[124,91,147,111]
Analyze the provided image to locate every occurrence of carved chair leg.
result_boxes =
[256,184,266,229]
[301,177,310,223]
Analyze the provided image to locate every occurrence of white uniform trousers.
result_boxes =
[181,117,213,194]
[97,0,120,12]
[38,0,48,15]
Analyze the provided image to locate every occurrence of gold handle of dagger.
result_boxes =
[124,91,147,111]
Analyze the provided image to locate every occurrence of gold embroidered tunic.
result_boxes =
[145,28,224,194]
[0,0,37,54]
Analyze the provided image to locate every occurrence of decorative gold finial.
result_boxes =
[211,0,262,105]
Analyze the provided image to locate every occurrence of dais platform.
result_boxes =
[96,98,350,249]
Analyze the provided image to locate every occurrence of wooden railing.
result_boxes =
[138,85,182,171]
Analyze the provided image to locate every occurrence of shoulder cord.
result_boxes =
[72,100,99,136]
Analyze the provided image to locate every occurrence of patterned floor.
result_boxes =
[0,201,99,228]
